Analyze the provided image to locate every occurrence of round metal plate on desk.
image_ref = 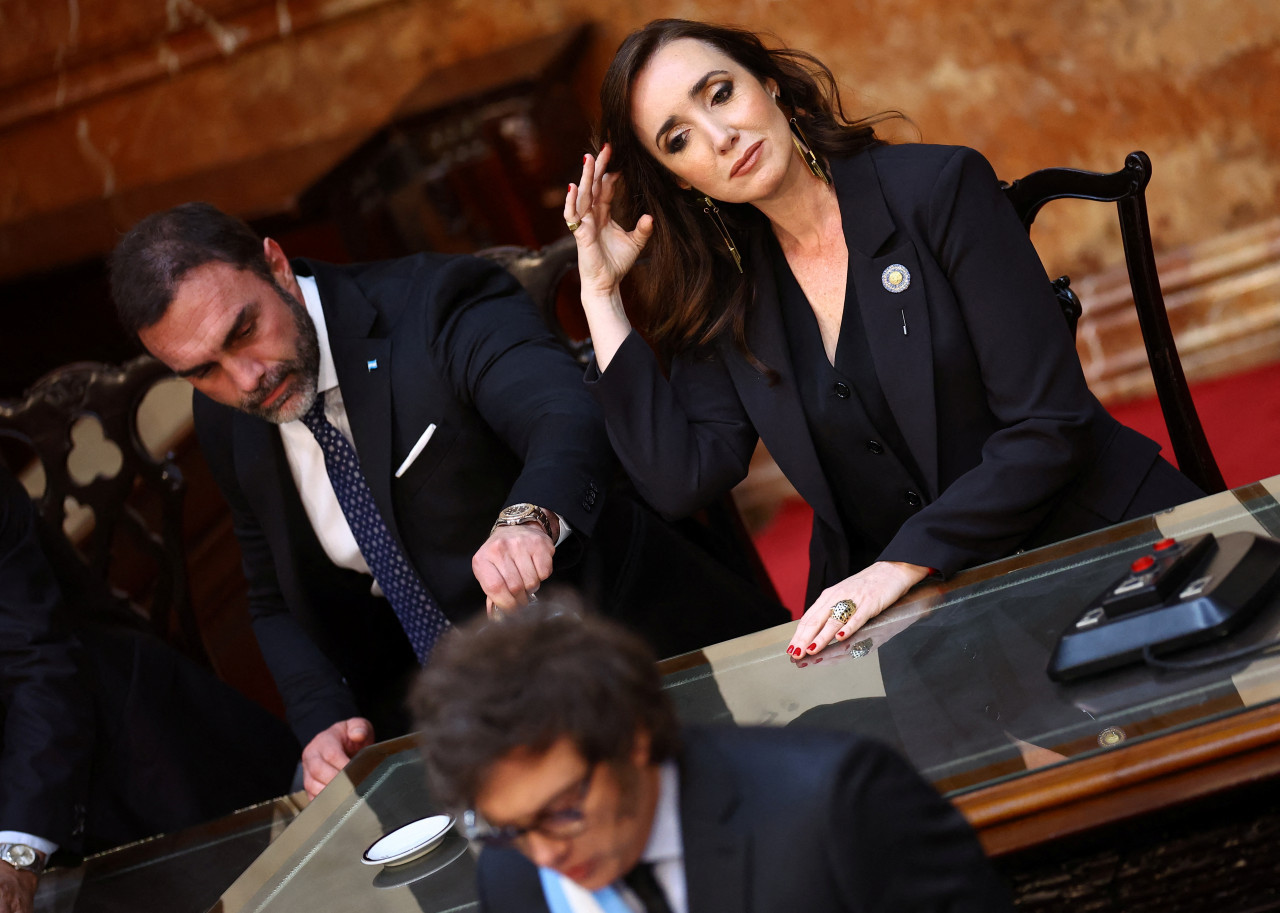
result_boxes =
[361,815,455,867]
[1098,726,1127,747]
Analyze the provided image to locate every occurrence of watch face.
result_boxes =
[5,845,36,868]
[500,504,534,520]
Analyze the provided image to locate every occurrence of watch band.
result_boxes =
[0,843,47,875]
[491,503,554,540]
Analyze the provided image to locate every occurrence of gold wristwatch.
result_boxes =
[491,503,554,540]
[0,842,47,875]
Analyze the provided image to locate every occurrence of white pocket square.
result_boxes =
[395,423,437,478]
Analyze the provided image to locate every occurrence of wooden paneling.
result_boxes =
[4,0,1280,288]
[953,699,1280,857]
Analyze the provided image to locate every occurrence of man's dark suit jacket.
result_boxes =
[0,466,92,849]
[0,465,296,858]
[590,145,1198,605]
[477,726,1013,912]
[194,254,786,746]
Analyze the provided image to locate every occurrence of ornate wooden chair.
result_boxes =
[1001,152,1226,494]
[0,356,208,663]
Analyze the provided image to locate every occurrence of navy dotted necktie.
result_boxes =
[300,391,449,663]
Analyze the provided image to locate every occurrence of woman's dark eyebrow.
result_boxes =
[652,69,732,147]
[691,69,730,98]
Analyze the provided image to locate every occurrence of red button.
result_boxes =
[1131,555,1156,573]
[1153,538,1177,551]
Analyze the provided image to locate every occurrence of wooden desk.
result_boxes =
[661,476,1280,861]
[42,477,1280,911]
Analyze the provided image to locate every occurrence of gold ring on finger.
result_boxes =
[566,219,582,232]
[830,599,856,625]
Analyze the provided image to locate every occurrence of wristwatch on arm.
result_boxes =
[0,842,47,876]
[491,503,557,541]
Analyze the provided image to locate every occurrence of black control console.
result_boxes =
[1048,531,1280,681]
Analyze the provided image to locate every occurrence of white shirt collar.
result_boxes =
[641,760,682,865]
[296,273,338,394]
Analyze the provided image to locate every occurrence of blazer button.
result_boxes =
[865,440,884,455]
[904,490,923,508]
[832,382,851,399]
[582,499,594,511]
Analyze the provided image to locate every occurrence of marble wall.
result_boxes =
[2,0,1279,375]
[3,0,1279,272]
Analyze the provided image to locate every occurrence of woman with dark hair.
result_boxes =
[566,19,1201,658]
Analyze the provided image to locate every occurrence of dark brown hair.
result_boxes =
[599,19,901,364]
[409,607,680,809]
[110,202,273,338]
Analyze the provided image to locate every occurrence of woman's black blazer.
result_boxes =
[589,144,1163,603]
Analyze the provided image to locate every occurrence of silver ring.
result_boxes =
[830,599,855,625]
[847,637,873,658]
[566,219,582,232]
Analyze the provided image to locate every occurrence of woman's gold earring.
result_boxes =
[789,117,831,185]
[702,196,744,273]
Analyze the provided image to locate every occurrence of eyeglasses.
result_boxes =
[461,765,596,849]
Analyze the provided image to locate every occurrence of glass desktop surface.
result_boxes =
[215,477,1280,911]
[215,739,476,913]
[662,475,1280,796]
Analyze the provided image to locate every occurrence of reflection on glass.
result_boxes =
[663,476,1280,795]
[210,477,1280,912]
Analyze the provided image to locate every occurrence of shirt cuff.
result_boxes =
[553,512,572,547]
[0,831,57,859]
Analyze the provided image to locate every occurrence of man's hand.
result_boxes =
[472,521,556,617]
[301,717,375,799]
[0,863,36,913]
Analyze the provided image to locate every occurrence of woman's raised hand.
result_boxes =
[786,561,931,658]
[564,145,653,369]
[566,144,654,293]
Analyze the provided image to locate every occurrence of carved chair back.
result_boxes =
[1001,152,1226,494]
[0,356,208,663]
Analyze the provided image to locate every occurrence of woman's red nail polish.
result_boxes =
[836,631,846,638]
[807,643,817,652]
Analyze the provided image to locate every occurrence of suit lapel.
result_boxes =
[729,235,843,534]
[834,155,941,497]
[305,262,405,548]
[679,740,749,913]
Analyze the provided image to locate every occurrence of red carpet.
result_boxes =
[752,360,1280,617]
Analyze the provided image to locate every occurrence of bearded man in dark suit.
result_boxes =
[412,608,1012,913]
[109,203,785,799]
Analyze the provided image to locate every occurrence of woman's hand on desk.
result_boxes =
[566,143,653,370]
[787,561,931,657]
